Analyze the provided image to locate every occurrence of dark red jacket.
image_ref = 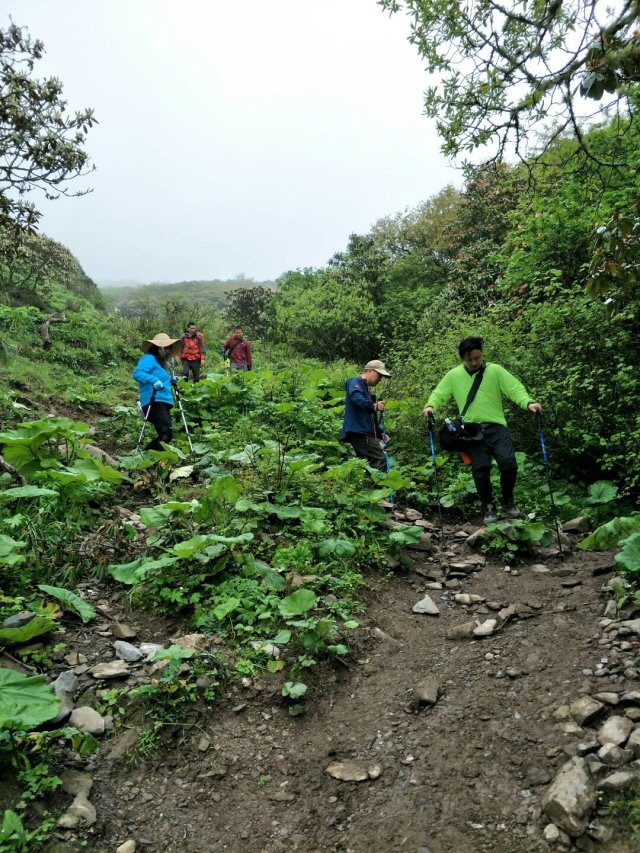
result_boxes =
[223,336,252,368]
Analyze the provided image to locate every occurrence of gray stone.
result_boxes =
[52,670,79,697]
[531,564,550,573]
[621,690,640,705]
[543,823,569,844]
[110,622,137,640]
[60,770,93,797]
[597,715,634,746]
[90,660,131,680]
[69,707,105,735]
[575,739,600,757]
[621,618,640,636]
[598,770,640,792]
[413,678,439,706]
[114,640,144,662]
[569,696,605,727]
[561,516,590,534]
[584,755,609,781]
[542,757,596,837]
[587,823,614,845]
[371,627,401,645]
[454,593,485,605]
[139,642,164,659]
[553,705,572,722]
[59,792,96,827]
[1,611,36,629]
[626,728,640,758]
[626,707,640,722]
[404,508,423,521]
[473,619,497,637]
[116,842,137,853]
[407,533,432,552]
[526,764,551,786]
[325,760,376,782]
[597,743,633,767]
[446,621,477,640]
[412,594,439,616]
[593,692,620,706]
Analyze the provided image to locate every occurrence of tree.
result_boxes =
[0,23,96,230]
[379,0,640,165]
[0,224,76,307]
[224,286,274,337]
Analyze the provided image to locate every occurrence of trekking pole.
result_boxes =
[536,411,563,558]
[427,412,445,547]
[378,409,394,513]
[169,361,195,454]
[135,390,156,454]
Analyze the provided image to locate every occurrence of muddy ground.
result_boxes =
[20,525,638,853]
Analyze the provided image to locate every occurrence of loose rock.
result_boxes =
[110,622,137,640]
[569,696,605,727]
[325,760,378,782]
[413,678,440,706]
[90,660,131,680]
[446,621,477,641]
[473,619,497,637]
[412,594,439,616]
[69,707,106,735]
[114,640,144,662]
[596,715,634,746]
[2,611,36,629]
[542,757,596,837]
[598,770,640,793]
[116,842,137,853]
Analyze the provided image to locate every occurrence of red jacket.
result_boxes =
[181,332,206,362]
[223,336,252,368]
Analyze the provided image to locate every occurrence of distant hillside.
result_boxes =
[101,276,276,315]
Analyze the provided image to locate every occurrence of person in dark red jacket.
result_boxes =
[221,327,252,371]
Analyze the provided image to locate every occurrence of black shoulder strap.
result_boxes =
[460,366,485,418]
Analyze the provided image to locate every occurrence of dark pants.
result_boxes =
[182,360,201,382]
[468,423,518,507]
[143,402,173,451]
[346,432,386,485]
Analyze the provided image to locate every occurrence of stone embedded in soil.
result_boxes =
[621,690,640,705]
[116,842,137,853]
[90,660,131,680]
[371,627,401,645]
[114,640,144,662]
[626,728,640,757]
[407,533,432,552]
[569,696,605,727]
[413,678,440,706]
[57,792,96,828]
[561,516,590,534]
[110,622,137,640]
[412,594,439,615]
[465,527,486,547]
[597,770,640,793]
[596,715,634,746]
[621,618,640,636]
[473,619,497,637]
[60,770,93,797]
[197,736,211,752]
[584,755,608,780]
[169,633,208,651]
[454,593,485,605]
[2,611,36,629]
[531,563,550,573]
[594,692,620,706]
[446,621,477,640]
[69,706,105,735]
[543,823,570,845]
[542,756,596,838]
[404,508,423,521]
[575,739,600,757]
[325,760,381,782]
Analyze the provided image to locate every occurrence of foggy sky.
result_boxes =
[8,1,459,284]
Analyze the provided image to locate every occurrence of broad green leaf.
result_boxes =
[278,589,316,617]
[109,555,178,584]
[327,644,349,655]
[153,644,195,661]
[615,532,640,575]
[208,475,242,503]
[72,457,124,484]
[209,532,254,547]
[1,810,25,845]
[519,522,552,544]
[586,480,618,505]
[0,534,26,566]
[213,598,240,620]
[580,515,640,551]
[272,505,302,519]
[0,616,58,645]
[273,629,291,644]
[171,535,211,558]
[228,444,260,463]
[388,525,424,545]
[37,585,96,624]
[318,538,356,559]
[0,668,61,728]
[0,485,58,501]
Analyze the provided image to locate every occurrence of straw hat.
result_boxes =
[141,332,182,358]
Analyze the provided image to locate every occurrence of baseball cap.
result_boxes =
[364,359,391,377]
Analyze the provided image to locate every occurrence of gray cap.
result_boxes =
[364,359,391,377]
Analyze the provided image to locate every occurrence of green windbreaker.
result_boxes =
[426,363,532,426]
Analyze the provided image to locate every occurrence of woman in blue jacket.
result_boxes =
[133,333,181,450]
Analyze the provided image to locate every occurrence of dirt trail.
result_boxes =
[81,538,638,853]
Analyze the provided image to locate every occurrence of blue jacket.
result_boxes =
[133,354,174,407]
[340,376,379,440]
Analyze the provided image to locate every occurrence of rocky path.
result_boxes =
[58,526,639,853]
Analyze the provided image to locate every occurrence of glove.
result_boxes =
[153,380,164,390]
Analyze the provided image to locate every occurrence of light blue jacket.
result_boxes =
[133,354,174,407]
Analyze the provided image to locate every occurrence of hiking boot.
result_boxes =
[505,505,522,519]
[483,503,497,525]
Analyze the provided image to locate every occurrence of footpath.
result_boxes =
[17,514,639,853]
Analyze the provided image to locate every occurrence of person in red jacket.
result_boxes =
[180,321,206,382]
[221,326,252,371]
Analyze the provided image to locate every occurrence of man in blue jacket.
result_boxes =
[340,359,391,477]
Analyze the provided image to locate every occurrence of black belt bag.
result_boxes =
[438,368,485,451]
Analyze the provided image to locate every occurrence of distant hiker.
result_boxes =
[221,326,252,371]
[340,359,391,480]
[422,336,542,525]
[180,321,206,382]
[133,333,181,451]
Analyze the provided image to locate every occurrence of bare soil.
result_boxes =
[30,533,639,853]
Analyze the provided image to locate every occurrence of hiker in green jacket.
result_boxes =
[422,336,542,525]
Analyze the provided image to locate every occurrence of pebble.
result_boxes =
[114,641,144,662]
[325,761,381,782]
[110,622,137,640]
[116,842,137,853]
[413,678,440,706]
[473,619,497,637]
[69,707,105,735]
[90,660,131,680]
[412,594,439,616]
